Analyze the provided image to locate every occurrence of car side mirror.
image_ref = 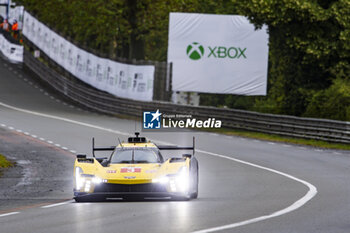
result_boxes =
[96,157,108,163]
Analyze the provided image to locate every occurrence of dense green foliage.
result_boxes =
[304,78,350,119]
[230,0,350,120]
[18,0,350,120]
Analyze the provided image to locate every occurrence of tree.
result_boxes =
[230,0,350,116]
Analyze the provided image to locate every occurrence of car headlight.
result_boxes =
[152,176,169,184]
[174,166,189,193]
[75,167,84,190]
[153,167,190,193]
[92,176,102,184]
[84,180,91,192]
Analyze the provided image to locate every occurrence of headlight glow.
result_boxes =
[92,176,102,184]
[153,167,190,194]
[75,167,84,190]
[84,180,91,192]
[175,166,189,193]
[170,180,177,192]
[152,176,169,184]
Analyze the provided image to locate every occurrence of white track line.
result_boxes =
[192,150,317,233]
[0,102,130,137]
[0,124,76,158]
[0,212,20,218]
[41,200,73,209]
[0,101,317,230]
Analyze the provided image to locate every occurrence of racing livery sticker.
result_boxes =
[121,167,141,173]
[106,170,117,173]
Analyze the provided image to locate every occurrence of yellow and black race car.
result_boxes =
[73,133,198,202]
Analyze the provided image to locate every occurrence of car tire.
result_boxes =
[190,165,199,199]
[74,196,85,202]
[190,190,198,199]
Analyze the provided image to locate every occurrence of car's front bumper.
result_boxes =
[74,183,187,199]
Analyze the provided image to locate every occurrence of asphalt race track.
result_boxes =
[0,58,349,233]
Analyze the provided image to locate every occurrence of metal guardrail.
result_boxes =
[23,49,350,144]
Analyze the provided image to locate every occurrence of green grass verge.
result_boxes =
[202,128,350,150]
[0,154,13,169]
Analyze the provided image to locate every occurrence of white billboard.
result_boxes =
[22,11,155,101]
[168,12,269,95]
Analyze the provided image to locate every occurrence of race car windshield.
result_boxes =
[110,149,159,164]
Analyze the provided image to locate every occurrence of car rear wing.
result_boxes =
[157,137,195,155]
[92,137,115,157]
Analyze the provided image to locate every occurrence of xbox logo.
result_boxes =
[186,42,204,60]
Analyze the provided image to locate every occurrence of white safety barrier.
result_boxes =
[0,33,23,63]
[22,11,155,101]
